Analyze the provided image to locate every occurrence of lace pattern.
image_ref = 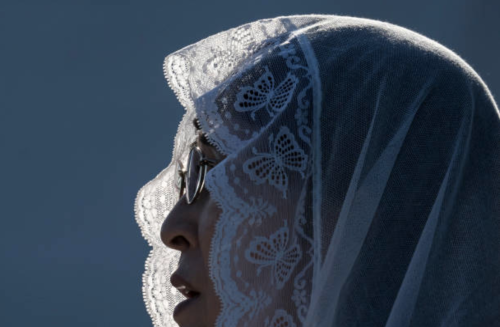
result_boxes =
[243,126,307,198]
[137,16,321,327]
[135,14,500,327]
[200,35,316,326]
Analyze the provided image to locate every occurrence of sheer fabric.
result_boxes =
[135,15,500,326]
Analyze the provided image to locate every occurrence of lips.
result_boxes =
[171,273,201,319]
[170,273,201,299]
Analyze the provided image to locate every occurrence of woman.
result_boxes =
[135,15,500,327]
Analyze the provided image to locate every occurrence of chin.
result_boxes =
[173,294,214,327]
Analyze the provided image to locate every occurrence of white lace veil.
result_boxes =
[135,15,500,326]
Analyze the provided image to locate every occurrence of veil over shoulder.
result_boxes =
[135,15,500,326]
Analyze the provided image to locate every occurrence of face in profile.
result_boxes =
[160,129,225,327]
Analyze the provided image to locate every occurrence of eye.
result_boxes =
[197,141,222,166]
[175,161,186,191]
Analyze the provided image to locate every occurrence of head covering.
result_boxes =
[135,14,500,327]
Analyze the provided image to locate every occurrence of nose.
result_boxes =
[161,196,199,251]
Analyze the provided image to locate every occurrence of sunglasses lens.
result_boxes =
[176,161,184,193]
[186,148,201,203]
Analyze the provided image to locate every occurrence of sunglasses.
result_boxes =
[176,144,217,204]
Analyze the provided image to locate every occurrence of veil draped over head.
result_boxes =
[135,15,500,326]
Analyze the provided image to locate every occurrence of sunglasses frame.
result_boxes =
[176,145,217,204]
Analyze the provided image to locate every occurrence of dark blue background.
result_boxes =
[1,2,498,326]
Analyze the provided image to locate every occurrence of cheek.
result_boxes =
[198,196,222,324]
[198,196,221,259]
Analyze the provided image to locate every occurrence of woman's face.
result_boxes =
[160,130,225,327]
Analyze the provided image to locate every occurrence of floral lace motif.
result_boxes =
[203,26,259,85]
[266,309,297,327]
[234,66,299,119]
[243,126,308,198]
[245,222,303,289]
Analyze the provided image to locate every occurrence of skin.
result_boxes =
[161,131,225,327]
